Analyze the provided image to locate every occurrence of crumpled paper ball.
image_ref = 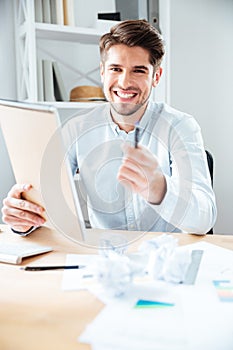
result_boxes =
[160,249,192,283]
[96,252,133,297]
[140,234,192,283]
[94,234,192,297]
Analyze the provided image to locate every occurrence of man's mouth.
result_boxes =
[113,89,138,100]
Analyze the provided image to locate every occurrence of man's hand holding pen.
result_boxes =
[118,142,167,205]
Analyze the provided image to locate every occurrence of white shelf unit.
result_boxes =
[14,0,106,105]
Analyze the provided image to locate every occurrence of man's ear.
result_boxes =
[100,62,104,83]
[152,67,163,87]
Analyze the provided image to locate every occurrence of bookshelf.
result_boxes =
[14,0,114,106]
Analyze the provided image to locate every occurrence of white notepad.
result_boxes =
[0,242,53,264]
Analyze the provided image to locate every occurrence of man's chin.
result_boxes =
[110,102,142,116]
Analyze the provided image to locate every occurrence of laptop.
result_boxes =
[0,99,87,244]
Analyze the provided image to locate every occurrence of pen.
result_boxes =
[134,124,140,148]
[22,265,85,271]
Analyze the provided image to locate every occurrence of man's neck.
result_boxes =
[110,103,148,133]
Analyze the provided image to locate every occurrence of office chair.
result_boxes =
[205,150,213,187]
[205,150,214,234]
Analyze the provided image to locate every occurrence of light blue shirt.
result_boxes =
[62,101,217,234]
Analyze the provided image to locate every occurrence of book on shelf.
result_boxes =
[50,0,64,25]
[55,0,64,25]
[42,0,51,23]
[42,59,56,101]
[63,0,75,26]
[52,61,68,101]
[35,0,65,25]
[50,0,57,24]
[39,59,67,102]
[35,0,43,22]
[37,58,44,101]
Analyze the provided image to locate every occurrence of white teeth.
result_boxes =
[116,91,135,99]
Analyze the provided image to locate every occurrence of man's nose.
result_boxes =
[118,71,132,89]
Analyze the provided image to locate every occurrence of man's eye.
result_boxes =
[110,67,121,72]
[134,69,146,74]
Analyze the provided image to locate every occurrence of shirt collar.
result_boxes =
[107,100,155,137]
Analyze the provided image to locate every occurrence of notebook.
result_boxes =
[0,99,86,244]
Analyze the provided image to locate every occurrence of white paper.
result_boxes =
[62,254,100,291]
[178,241,233,284]
[179,284,233,350]
[75,242,233,350]
[80,293,187,350]
[79,281,233,350]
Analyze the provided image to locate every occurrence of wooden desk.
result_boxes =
[0,224,233,350]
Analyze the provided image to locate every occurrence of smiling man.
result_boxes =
[100,45,159,120]
[2,20,217,235]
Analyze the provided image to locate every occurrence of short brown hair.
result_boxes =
[99,19,165,70]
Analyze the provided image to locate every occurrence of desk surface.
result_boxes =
[0,224,233,350]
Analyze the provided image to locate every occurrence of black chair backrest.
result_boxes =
[205,150,214,234]
[205,150,213,187]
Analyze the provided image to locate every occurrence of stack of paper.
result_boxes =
[80,299,187,350]
[62,243,233,350]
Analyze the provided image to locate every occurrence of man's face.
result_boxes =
[100,44,161,117]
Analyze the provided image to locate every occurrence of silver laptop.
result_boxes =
[0,99,87,244]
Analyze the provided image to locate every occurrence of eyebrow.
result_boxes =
[108,63,149,71]
[134,65,149,71]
